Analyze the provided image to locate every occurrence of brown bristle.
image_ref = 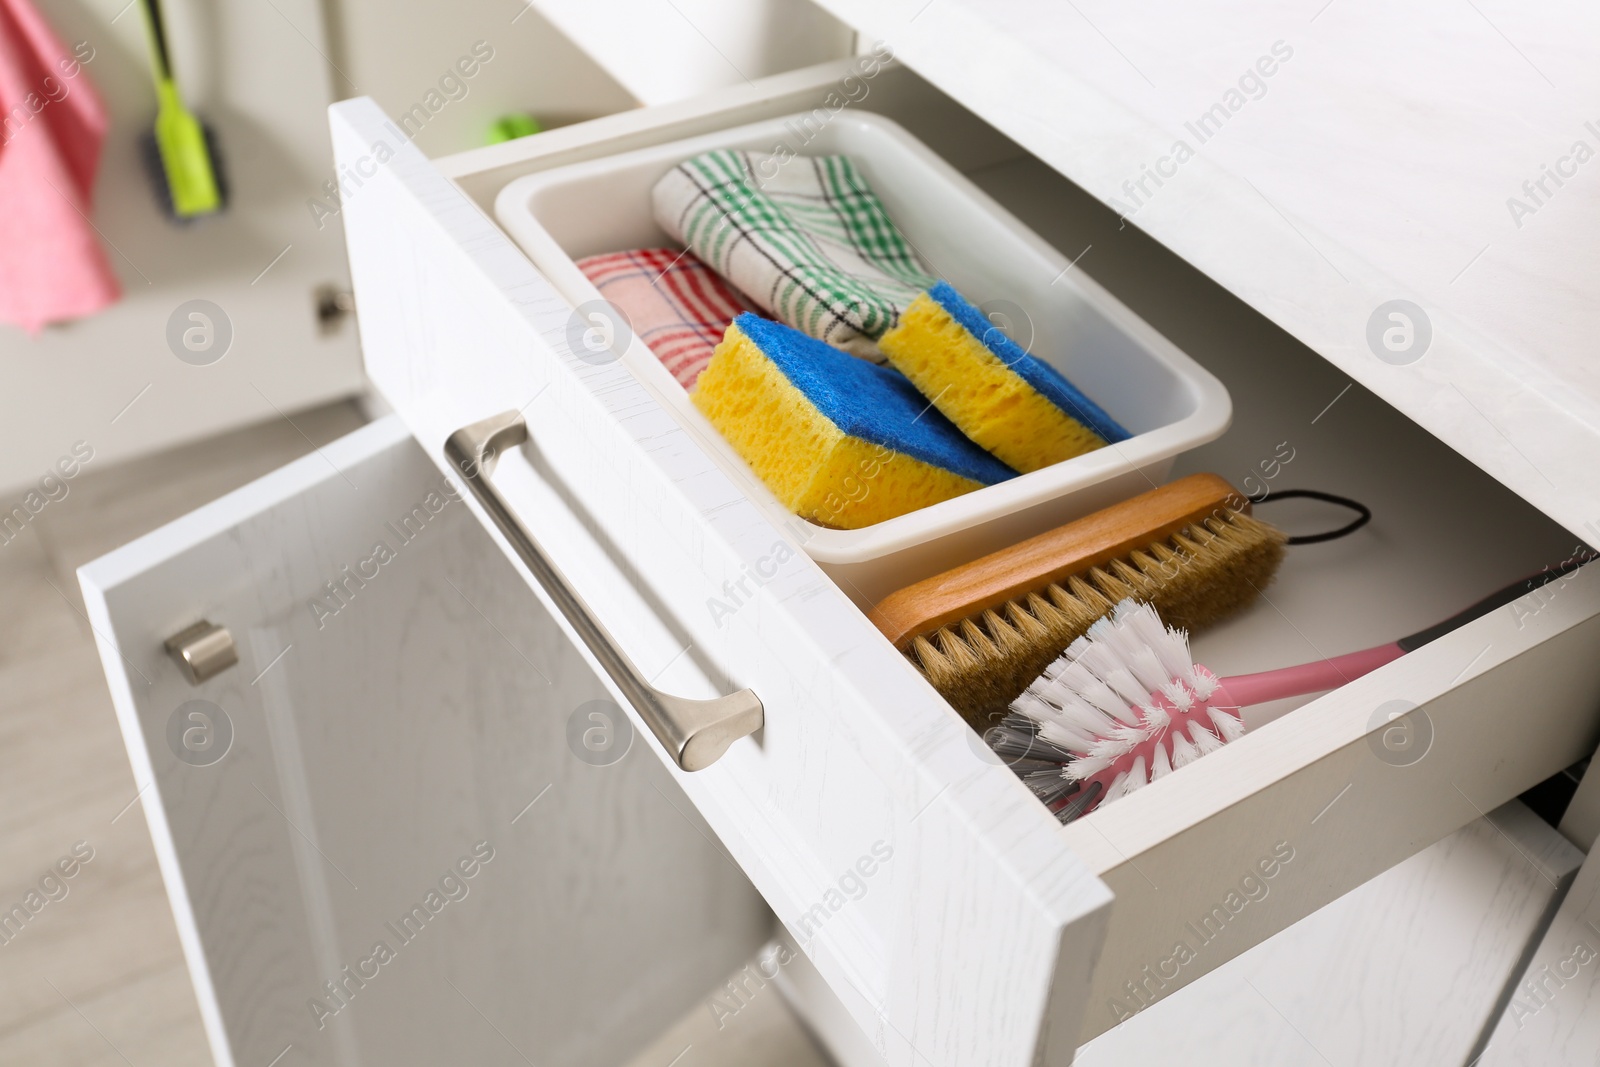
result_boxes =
[909,510,1288,731]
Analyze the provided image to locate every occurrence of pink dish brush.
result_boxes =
[1006,600,1399,817]
[998,554,1593,822]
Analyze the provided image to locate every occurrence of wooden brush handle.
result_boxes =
[869,473,1248,648]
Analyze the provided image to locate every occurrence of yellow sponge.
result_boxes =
[692,314,1017,529]
[879,282,1130,473]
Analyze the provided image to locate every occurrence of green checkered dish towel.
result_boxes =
[652,150,936,361]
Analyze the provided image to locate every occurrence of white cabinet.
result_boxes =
[1477,825,1600,1065]
[1083,800,1584,1066]
[82,57,1600,1067]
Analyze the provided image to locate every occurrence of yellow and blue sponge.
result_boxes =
[879,281,1130,473]
[692,313,1017,529]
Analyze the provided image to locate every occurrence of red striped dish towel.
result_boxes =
[576,247,756,390]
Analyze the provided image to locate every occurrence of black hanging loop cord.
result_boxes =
[1254,488,1373,545]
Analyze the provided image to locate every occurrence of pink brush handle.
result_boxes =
[1216,641,1405,707]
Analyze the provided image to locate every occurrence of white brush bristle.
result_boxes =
[1189,723,1224,755]
[1150,742,1174,780]
[1168,728,1201,769]
[1003,598,1246,819]
[1208,707,1246,743]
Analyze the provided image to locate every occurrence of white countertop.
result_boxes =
[815,0,1600,541]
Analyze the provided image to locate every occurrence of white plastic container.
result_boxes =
[495,112,1230,603]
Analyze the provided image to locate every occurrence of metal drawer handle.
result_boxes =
[445,411,763,771]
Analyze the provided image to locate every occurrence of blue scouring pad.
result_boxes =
[693,313,1016,528]
[881,280,1131,472]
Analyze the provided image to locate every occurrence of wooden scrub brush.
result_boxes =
[869,474,1369,729]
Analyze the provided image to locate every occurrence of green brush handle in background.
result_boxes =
[139,0,221,219]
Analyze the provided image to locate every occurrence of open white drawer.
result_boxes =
[325,60,1600,1062]
[82,61,1600,1067]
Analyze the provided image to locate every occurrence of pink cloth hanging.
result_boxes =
[0,0,120,334]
